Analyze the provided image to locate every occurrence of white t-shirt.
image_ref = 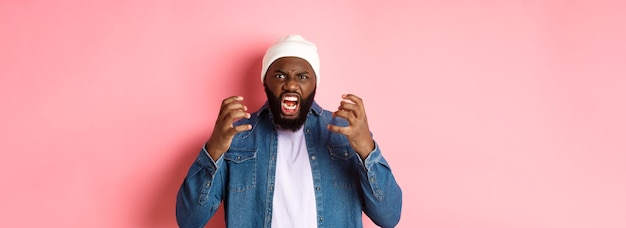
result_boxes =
[271,127,317,228]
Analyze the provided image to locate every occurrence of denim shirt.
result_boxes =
[176,102,402,228]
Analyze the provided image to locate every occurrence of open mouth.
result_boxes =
[281,94,300,116]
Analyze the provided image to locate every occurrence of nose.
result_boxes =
[282,77,298,91]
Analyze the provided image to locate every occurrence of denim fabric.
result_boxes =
[176,102,402,228]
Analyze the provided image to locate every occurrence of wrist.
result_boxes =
[354,139,374,160]
[205,143,225,161]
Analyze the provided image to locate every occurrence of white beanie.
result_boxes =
[261,35,320,85]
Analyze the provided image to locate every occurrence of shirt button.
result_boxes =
[315,187,320,191]
[237,156,241,160]
[344,152,348,157]
[206,182,211,187]
[319,216,324,221]
[311,156,316,160]
[306,129,310,133]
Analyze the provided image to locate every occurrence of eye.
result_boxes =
[274,73,285,79]
[297,74,308,80]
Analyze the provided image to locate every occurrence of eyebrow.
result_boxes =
[273,69,310,75]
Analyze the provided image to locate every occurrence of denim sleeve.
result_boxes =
[356,142,403,228]
[176,145,225,228]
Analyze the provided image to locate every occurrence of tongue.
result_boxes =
[281,101,297,115]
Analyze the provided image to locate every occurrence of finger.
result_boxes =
[222,117,251,137]
[221,96,244,106]
[219,98,248,121]
[338,101,361,119]
[219,96,245,113]
[342,94,363,104]
[231,124,252,134]
[219,103,248,122]
[327,124,350,135]
[342,94,365,112]
[333,109,356,125]
[222,110,251,127]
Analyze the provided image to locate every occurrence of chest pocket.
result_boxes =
[224,148,257,192]
[328,145,358,188]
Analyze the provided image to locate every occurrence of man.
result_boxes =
[176,35,402,228]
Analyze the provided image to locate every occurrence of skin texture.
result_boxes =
[205,57,375,160]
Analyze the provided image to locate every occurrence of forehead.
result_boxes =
[268,57,314,71]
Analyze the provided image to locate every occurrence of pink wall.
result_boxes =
[1,1,625,227]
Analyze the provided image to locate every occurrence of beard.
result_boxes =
[265,86,316,132]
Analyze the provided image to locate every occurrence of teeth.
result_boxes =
[284,96,298,101]
[282,103,296,110]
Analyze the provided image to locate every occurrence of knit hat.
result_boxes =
[261,35,320,85]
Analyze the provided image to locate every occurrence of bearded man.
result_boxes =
[176,35,402,228]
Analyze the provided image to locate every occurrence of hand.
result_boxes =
[205,96,252,160]
[327,94,375,160]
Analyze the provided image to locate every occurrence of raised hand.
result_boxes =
[327,94,375,160]
[205,96,252,160]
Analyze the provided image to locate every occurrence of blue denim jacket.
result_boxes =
[176,102,402,228]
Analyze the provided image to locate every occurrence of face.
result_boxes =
[264,57,317,131]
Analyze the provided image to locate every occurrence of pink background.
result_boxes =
[1,1,625,227]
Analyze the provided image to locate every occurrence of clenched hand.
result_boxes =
[205,96,252,160]
[327,94,375,160]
